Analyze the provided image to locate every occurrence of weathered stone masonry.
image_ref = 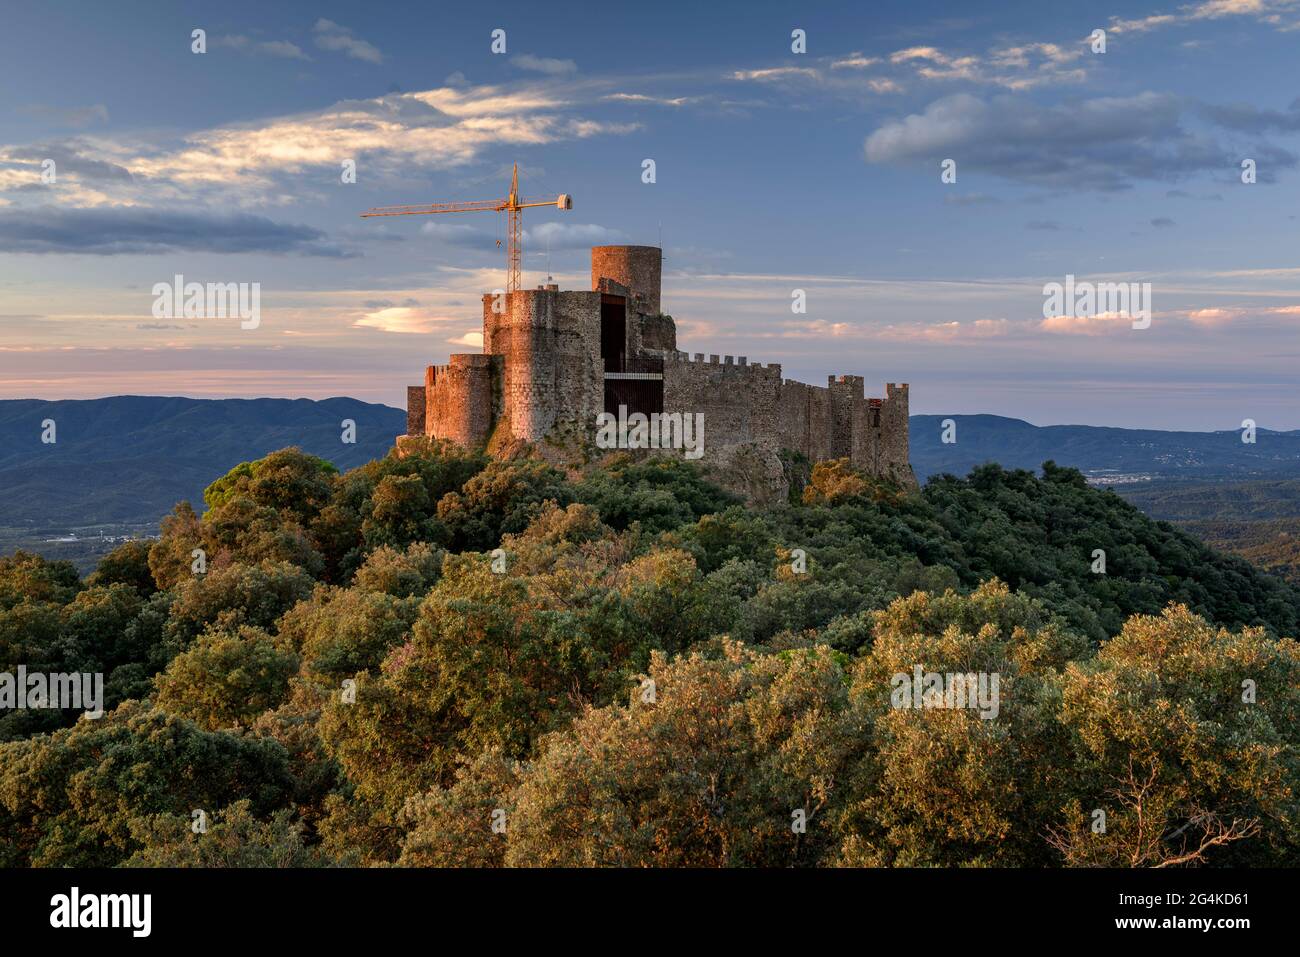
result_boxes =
[398,245,914,501]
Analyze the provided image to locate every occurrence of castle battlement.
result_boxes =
[666,351,780,372]
[399,245,915,500]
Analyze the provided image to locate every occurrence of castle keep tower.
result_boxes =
[591,245,662,317]
[480,288,601,442]
[398,245,915,499]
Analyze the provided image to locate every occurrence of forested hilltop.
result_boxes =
[2,444,1298,868]
[1118,477,1300,586]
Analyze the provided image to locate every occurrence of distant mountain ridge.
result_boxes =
[910,413,1300,483]
[5,398,1300,537]
[0,396,405,528]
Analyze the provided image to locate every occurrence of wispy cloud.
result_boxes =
[1040,311,1141,335]
[886,40,1086,89]
[0,81,638,210]
[512,54,577,75]
[1185,304,1300,325]
[731,66,820,82]
[864,91,1296,190]
[0,206,349,256]
[830,53,880,70]
[604,93,696,107]
[214,34,311,60]
[726,32,1090,101]
[878,317,1013,341]
[312,19,384,64]
[1110,0,1300,34]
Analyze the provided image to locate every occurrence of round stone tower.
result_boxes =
[430,353,495,447]
[591,245,662,316]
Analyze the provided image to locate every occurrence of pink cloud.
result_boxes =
[1039,312,1135,335]
[879,318,1012,341]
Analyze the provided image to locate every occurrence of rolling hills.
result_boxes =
[5,398,1300,577]
[909,413,1300,483]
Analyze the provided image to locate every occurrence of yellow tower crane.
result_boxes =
[359,163,571,294]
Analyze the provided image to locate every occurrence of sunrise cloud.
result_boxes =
[354,307,456,334]
[1039,312,1140,335]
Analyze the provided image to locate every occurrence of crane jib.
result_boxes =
[358,163,570,293]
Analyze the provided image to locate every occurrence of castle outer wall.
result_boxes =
[398,245,915,501]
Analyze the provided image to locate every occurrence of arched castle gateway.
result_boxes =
[397,245,915,502]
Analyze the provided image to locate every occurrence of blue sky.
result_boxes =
[1,0,1298,429]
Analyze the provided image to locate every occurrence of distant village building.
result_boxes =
[398,245,914,501]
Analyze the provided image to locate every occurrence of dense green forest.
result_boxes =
[2,443,1297,867]
[1184,518,1300,586]
[1118,477,1300,585]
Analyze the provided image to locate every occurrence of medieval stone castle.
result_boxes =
[398,245,913,502]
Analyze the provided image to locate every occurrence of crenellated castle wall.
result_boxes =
[398,245,915,497]
[661,352,783,444]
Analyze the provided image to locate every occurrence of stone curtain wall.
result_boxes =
[661,353,784,442]
[775,379,835,463]
[398,245,914,495]
[405,386,426,437]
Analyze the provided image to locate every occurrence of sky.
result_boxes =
[1,0,1298,430]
